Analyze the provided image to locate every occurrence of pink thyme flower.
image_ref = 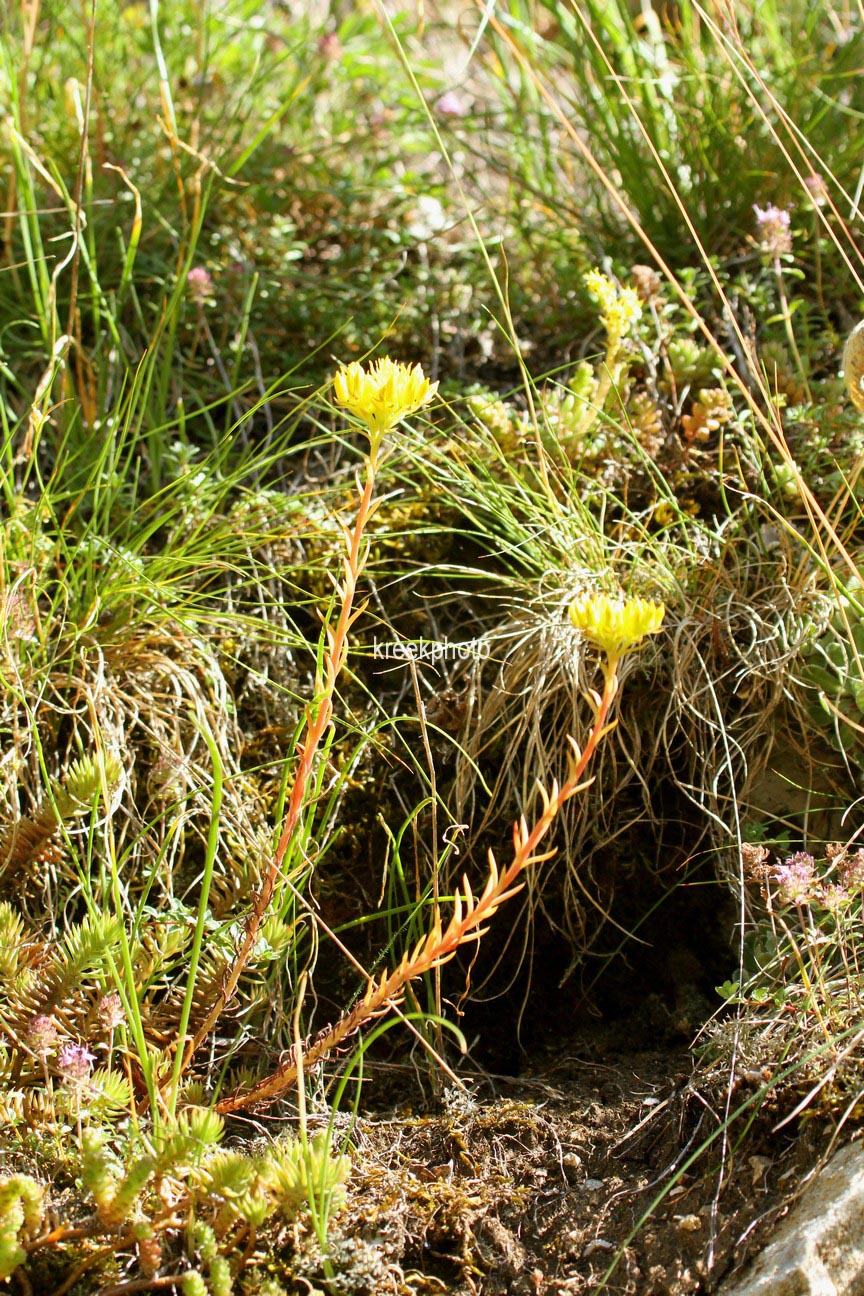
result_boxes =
[770,851,815,906]
[58,1042,96,1084]
[753,204,792,256]
[435,91,468,118]
[186,266,214,302]
[819,882,850,913]
[98,993,124,1030]
[317,32,342,59]
[27,1015,58,1057]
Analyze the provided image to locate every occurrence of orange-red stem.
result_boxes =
[215,660,620,1113]
[178,455,380,1078]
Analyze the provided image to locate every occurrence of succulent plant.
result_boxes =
[801,586,864,766]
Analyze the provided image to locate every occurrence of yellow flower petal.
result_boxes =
[584,269,642,342]
[333,358,438,448]
[569,593,665,660]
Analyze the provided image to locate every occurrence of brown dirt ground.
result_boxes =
[270,1031,840,1296]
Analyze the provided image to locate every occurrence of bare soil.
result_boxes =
[273,1030,836,1296]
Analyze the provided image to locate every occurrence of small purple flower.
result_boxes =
[186,266,214,302]
[753,204,792,256]
[58,1042,96,1084]
[27,1015,58,1057]
[770,851,815,906]
[435,91,468,118]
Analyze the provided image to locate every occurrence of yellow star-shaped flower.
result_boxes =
[569,593,665,661]
[333,358,438,452]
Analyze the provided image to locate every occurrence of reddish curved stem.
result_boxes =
[216,663,620,1113]
[177,453,380,1079]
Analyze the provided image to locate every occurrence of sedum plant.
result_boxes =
[800,581,864,769]
[216,585,665,1114]
[0,1176,44,1281]
[0,1113,348,1289]
[0,353,665,1288]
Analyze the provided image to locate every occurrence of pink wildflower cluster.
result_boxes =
[753,204,792,256]
[98,993,124,1030]
[58,1042,96,1085]
[186,265,214,303]
[744,842,864,911]
[435,91,468,118]
[769,851,815,906]
[819,882,850,913]
[318,32,341,59]
[27,1014,58,1057]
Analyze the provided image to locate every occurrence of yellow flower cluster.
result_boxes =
[584,270,642,344]
[333,358,438,451]
[569,593,665,661]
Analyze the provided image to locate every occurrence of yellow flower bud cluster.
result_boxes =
[584,270,642,346]
[569,593,665,661]
[333,358,438,452]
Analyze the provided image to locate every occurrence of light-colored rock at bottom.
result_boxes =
[718,1141,864,1296]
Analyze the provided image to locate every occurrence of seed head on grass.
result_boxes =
[333,358,438,453]
[569,593,665,663]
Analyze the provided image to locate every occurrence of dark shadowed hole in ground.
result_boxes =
[265,849,834,1296]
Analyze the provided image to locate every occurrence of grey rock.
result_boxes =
[719,1142,864,1296]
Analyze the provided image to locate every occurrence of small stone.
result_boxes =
[719,1142,864,1295]
[583,1178,604,1191]
[676,1214,702,1232]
